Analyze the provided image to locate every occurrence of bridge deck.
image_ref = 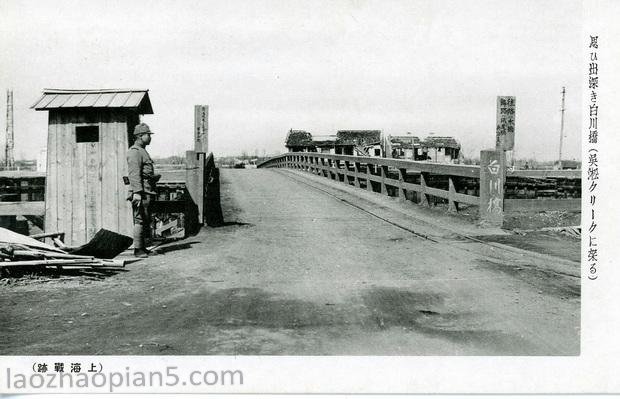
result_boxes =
[1,168,579,355]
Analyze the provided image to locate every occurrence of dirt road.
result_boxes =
[0,168,580,355]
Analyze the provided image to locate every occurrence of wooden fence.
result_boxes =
[258,152,581,226]
[1,150,223,237]
[0,171,46,218]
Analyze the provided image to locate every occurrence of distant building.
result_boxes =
[285,129,314,152]
[362,142,383,157]
[335,130,381,155]
[390,134,422,160]
[283,129,460,163]
[312,135,337,154]
[284,129,381,155]
[418,136,461,163]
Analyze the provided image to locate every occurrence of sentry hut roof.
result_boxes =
[336,130,381,146]
[31,89,153,114]
[285,129,313,147]
[421,136,460,149]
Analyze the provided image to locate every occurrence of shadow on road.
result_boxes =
[209,221,254,228]
[154,241,201,255]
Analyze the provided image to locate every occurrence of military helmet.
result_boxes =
[133,123,154,136]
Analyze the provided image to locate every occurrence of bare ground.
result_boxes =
[0,168,580,355]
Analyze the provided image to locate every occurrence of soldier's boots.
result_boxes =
[134,248,148,258]
[133,225,148,258]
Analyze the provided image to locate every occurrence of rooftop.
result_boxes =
[285,129,313,147]
[336,130,381,146]
[421,136,461,149]
[31,88,153,114]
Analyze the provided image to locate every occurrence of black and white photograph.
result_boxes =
[0,0,619,394]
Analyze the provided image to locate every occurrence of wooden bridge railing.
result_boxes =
[0,170,46,218]
[257,152,581,227]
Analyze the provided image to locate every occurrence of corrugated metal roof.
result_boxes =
[92,92,116,107]
[61,93,88,107]
[31,89,153,114]
[77,93,102,107]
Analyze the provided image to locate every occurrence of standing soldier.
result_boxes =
[127,123,159,258]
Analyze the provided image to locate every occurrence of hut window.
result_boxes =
[76,125,99,143]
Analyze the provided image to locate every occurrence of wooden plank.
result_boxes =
[100,112,121,234]
[44,111,59,237]
[382,176,401,188]
[452,192,480,206]
[397,168,406,202]
[85,139,102,241]
[197,152,205,223]
[402,181,422,192]
[353,162,361,188]
[57,115,74,243]
[0,201,45,216]
[185,150,202,223]
[448,177,458,212]
[0,171,45,178]
[366,163,373,192]
[118,115,133,237]
[380,166,387,194]
[425,186,450,200]
[507,169,581,179]
[71,130,87,245]
[504,198,581,212]
[419,173,429,206]
[19,181,28,202]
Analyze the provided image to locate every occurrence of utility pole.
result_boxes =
[558,86,566,170]
[5,89,15,170]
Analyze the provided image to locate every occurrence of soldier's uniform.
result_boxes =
[127,123,159,253]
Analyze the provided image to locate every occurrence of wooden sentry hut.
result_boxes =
[31,88,154,245]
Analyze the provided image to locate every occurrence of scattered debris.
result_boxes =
[1,227,128,278]
[66,229,133,259]
[513,225,581,238]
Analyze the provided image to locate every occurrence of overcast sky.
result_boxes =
[1,0,581,160]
